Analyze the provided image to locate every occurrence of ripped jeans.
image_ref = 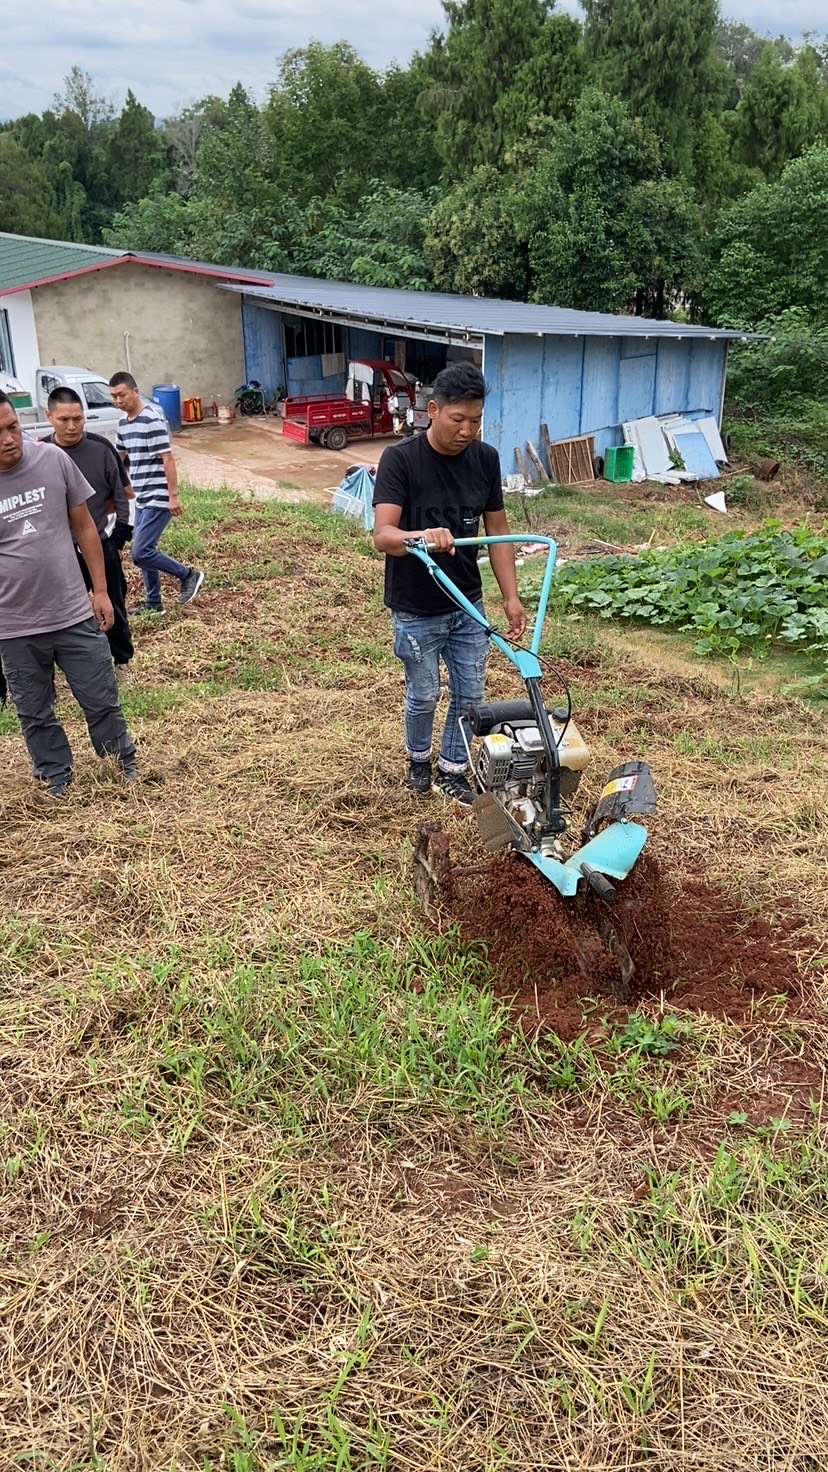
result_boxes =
[392,602,489,773]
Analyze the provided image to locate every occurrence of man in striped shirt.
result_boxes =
[109,372,204,615]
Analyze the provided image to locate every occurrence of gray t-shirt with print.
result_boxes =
[0,438,95,639]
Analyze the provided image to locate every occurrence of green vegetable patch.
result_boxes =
[552,523,828,669]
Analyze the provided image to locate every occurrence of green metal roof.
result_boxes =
[0,233,122,292]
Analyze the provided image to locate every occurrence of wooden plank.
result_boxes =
[526,441,547,479]
[514,447,529,482]
[540,423,553,470]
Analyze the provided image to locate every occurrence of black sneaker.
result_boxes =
[129,602,166,617]
[179,568,205,605]
[406,759,432,794]
[41,773,73,797]
[120,757,139,782]
[435,769,476,806]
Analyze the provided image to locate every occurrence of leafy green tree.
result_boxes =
[427,89,701,312]
[103,187,202,255]
[378,60,443,192]
[420,0,585,177]
[491,12,586,156]
[0,134,62,237]
[583,0,722,178]
[53,67,113,130]
[107,90,172,208]
[298,184,436,287]
[425,166,529,298]
[692,111,755,213]
[161,97,232,196]
[715,20,794,96]
[45,68,120,237]
[731,44,828,177]
[726,307,828,408]
[523,90,701,313]
[9,69,124,239]
[706,145,828,326]
[107,84,303,270]
[265,43,388,206]
[184,83,301,267]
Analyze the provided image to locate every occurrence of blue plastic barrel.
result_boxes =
[151,383,182,433]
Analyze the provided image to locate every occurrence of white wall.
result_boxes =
[0,290,40,395]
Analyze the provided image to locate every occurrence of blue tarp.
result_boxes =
[330,465,375,531]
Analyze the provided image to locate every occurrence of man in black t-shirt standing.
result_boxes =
[46,387,135,673]
[373,363,526,804]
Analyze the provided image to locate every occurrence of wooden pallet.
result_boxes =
[549,433,596,486]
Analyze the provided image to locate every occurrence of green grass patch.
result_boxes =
[82,929,541,1134]
[509,481,712,547]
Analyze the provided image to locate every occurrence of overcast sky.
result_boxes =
[2,0,826,122]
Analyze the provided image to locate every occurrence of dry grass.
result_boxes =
[1,487,828,1471]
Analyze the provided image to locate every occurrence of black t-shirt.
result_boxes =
[45,433,130,538]
[373,434,504,614]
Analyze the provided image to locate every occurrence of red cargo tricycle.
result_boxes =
[280,359,416,450]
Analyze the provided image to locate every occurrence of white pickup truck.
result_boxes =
[1,366,122,444]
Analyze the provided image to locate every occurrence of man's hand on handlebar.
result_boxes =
[409,528,455,555]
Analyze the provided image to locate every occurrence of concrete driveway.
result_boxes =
[173,414,395,503]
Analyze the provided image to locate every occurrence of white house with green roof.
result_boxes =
[0,232,273,405]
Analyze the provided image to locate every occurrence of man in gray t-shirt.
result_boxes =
[0,391,136,795]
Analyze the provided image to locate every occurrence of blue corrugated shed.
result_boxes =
[223,279,750,473]
[483,333,728,460]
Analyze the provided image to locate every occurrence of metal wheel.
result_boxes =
[326,426,348,451]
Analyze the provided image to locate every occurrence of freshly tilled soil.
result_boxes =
[445,851,810,1039]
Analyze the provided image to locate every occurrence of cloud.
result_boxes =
[2,0,825,122]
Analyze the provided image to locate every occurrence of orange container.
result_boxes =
[182,396,203,423]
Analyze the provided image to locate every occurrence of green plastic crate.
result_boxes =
[8,391,32,410]
[603,444,634,483]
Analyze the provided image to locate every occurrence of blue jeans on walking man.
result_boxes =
[131,505,190,610]
[392,602,489,773]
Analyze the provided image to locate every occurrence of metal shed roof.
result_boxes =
[1,232,752,343]
[223,278,750,344]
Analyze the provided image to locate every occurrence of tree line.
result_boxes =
[2,2,827,351]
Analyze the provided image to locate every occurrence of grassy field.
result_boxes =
[1,482,827,1471]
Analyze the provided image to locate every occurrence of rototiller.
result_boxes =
[407,535,656,976]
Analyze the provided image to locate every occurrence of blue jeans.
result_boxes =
[131,505,190,609]
[392,603,489,772]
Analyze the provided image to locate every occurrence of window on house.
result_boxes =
[0,310,16,377]
[283,315,343,360]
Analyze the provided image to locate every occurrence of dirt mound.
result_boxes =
[446,852,810,1039]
